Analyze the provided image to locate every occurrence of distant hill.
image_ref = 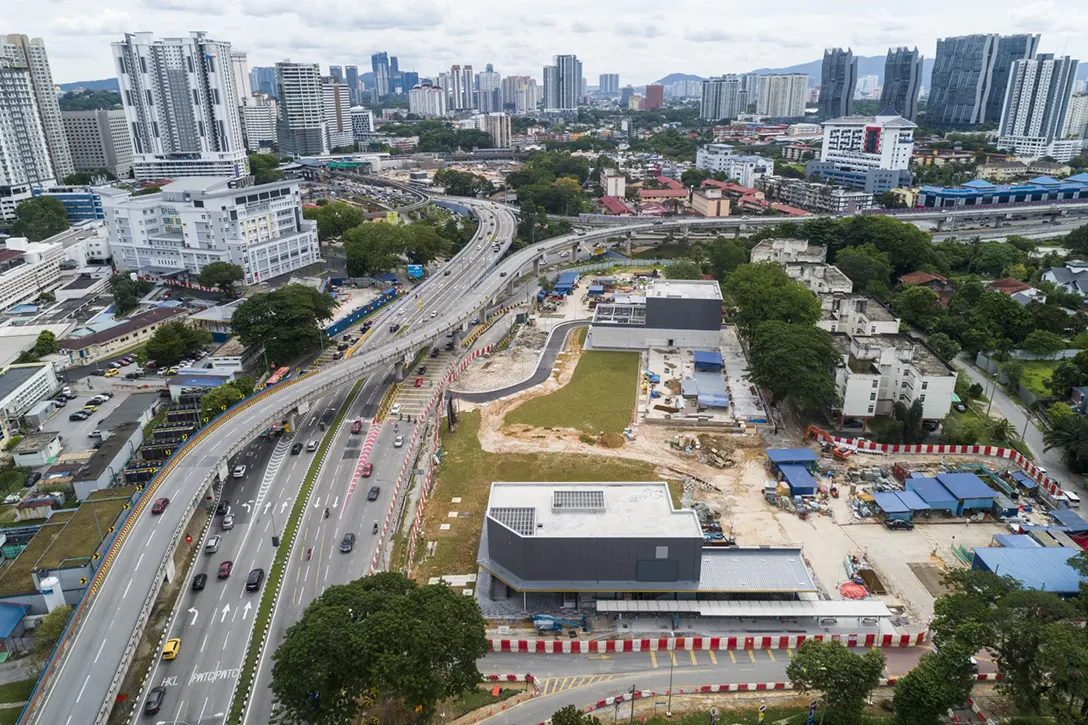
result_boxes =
[653,73,706,86]
[749,55,936,88]
[57,78,119,93]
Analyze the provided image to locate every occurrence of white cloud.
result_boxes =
[49,9,132,36]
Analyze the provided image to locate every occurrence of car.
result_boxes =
[476,244,482,250]
[204,535,221,554]
[125,372,141,380]
[414,377,423,387]
[246,568,265,591]
[337,343,349,351]
[430,348,440,358]
[883,519,915,531]
[192,573,207,591]
[291,442,303,455]
[151,497,169,515]
[118,359,131,366]
[559,251,570,258]
[443,270,451,276]
[110,362,122,369]
[162,638,181,660]
[953,402,967,413]
[351,419,363,434]
[306,439,318,452]
[104,368,119,377]
[393,435,404,448]
[389,324,401,333]
[367,486,380,501]
[68,412,88,422]
[921,420,939,432]
[61,386,72,397]
[24,471,41,488]
[340,533,356,553]
[221,514,235,531]
[218,561,233,578]
[430,310,437,317]
[332,351,344,360]
[144,686,166,716]
[82,404,98,412]
[89,429,105,438]
[215,499,230,515]
[361,462,373,477]
[389,403,401,416]
[233,465,246,478]
[166,368,178,375]
[470,316,480,325]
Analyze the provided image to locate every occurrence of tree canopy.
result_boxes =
[107,274,154,316]
[199,378,255,421]
[507,151,591,215]
[341,221,450,277]
[249,153,285,185]
[30,605,73,674]
[270,572,487,724]
[12,196,69,242]
[432,169,493,197]
[834,243,893,292]
[786,639,885,725]
[306,202,363,242]
[747,321,840,413]
[145,321,211,367]
[231,284,337,364]
[196,262,244,294]
[705,237,748,282]
[723,262,821,334]
[664,259,702,280]
[33,330,58,357]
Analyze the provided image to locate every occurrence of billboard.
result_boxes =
[407,265,424,279]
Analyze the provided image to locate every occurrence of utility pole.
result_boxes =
[628,683,636,724]
[667,648,675,716]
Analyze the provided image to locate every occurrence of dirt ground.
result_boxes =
[452,324,550,393]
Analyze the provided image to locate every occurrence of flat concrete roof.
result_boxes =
[595,599,891,618]
[100,393,159,430]
[645,279,723,302]
[486,482,700,539]
[0,364,47,405]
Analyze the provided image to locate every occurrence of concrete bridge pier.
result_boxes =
[394,359,407,382]
[935,218,947,232]
[571,242,579,260]
[505,278,514,297]
[533,257,542,276]
[623,232,633,256]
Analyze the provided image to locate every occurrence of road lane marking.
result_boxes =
[767,649,776,662]
[670,650,677,667]
[788,648,794,659]
[748,649,756,663]
[76,674,90,702]
[689,649,697,665]
[708,650,717,665]
[145,531,155,547]
[93,639,106,664]
[198,695,209,722]
[728,650,736,664]
[201,634,208,652]
[135,553,144,570]
[122,580,132,599]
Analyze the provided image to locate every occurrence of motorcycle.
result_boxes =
[306,548,312,560]
[372,523,379,535]
[324,507,330,519]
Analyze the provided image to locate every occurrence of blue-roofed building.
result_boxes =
[905,477,958,514]
[917,173,1088,208]
[166,371,235,402]
[1009,471,1038,491]
[972,547,1087,595]
[554,272,580,296]
[1050,508,1088,532]
[992,534,1041,548]
[778,464,818,496]
[872,491,932,521]
[936,472,997,515]
[766,448,819,465]
[0,603,28,650]
[693,350,724,372]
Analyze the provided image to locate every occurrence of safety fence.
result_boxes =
[460,301,529,349]
[487,631,929,653]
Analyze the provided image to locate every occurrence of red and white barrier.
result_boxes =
[344,420,381,507]
[482,673,536,683]
[486,631,929,653]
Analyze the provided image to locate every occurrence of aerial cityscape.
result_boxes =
[2,8,1088,725]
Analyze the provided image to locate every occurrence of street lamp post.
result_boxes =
[667,646,675,717]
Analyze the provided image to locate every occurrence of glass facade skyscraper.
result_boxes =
[880,47,923,120]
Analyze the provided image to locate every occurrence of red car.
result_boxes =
[218,561,233,579]
[351,419,362,434]
[151,497,169,515]
[361,462,373,477]
[414,377,423,387]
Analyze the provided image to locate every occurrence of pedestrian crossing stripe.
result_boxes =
[538,674,614,696]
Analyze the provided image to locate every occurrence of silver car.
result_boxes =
[204,535,221,554]
[221,514,235,531]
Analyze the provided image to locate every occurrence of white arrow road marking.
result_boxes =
[220,603,231,623]
[188,607,198,626]
[263,501,271,514]
[243,601,253,620]
[281,500,289,513]
[332,496,339,509]
[242,501,252,513]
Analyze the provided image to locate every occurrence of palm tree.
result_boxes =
[988,418,1016,443]
[1043,416,1088,467]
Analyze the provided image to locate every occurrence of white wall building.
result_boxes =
[602,169,626,197]
[350,107,375,140]
[408,84,448,118]
[322,77,353,149]
[756,74,808,118]
[750,238,826,264]
[230,51,252,107]
[832,334,955,422]
[275,61,327,156]
[61,110,134,179]
[588,279,723,351]
[450,64,475,110]
[1064,94,1088,139]
[101,176,318,285]
[806,112,915,193]
[0,363,60,442]
[785,264,853,295]
[240,92,277,151]
[112,32,248,181]
[2,35,73,181]
[0,236,64,313]
[695,144,775,187]
[0,53,56,221]
[478,112,511,148]
[817,294,900,336]
[501,75,540,114]
[998,54,1079,158]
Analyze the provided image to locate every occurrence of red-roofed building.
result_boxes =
[770,203,808,217]
[597,195,632,216]
[638,202,670,216]
[639,188,689,202]
[986,278,1032,295]
[656,176,685,190]
[899,271,955,305]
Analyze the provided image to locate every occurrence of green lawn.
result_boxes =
[0,678,35,704]
[414,410,657,582]
[1019,360,1059,397]
[0,707,21,725]
[504,329,638,435]
[634,705,891,725]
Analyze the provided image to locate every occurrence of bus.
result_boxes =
[265,366,291,388]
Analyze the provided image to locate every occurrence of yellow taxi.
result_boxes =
[166,368,178,376]
[162,638,181,660]
[104,368,119,377]
[82,404,98,412]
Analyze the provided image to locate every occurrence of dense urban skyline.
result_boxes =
[16,0,1088,85]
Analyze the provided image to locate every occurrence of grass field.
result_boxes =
[503,329,638,435]
[0,678,35,704]
[635,706,893,725]
[413,410,657,583]
[1019,360,1059,397]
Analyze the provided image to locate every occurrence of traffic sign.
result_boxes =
[185,534,192,543]
[79,578,87,585]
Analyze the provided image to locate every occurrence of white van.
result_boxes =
[1062,490,1081,508]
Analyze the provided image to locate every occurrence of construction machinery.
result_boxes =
[533,614,590,633]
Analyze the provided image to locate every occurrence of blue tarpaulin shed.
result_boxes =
[897,490,931,511]
[871,492,909,514]
[993,534,1041,548]
[1010,471,1038,490]
[937,472,996,514]
[905,477,958,513]
[693,351,724,372]
[588,285,605,295]
[1050,508,1088,532]
[698,393,730,409]
[766,448,819,465]
[779,464,817,496]
[972,547,1086,594]
[554,272,580,295]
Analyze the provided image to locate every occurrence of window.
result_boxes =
[868,405,875,414]
[872,380,879,388]
[919,395,926,402]
[185,55,194,73]
[139,56,147,74]
[870,393,877,401]
[921,382,928,390]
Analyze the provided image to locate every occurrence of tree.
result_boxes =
[343,223,407,277]
[231,284,337,364]
[1047,350,1088,396]
[1065,223,1088,255]
[538,276,555,294]
[248,153,284,185]
[1044,414,1088,472]
[892,286,943,331]
[1020,329,1065,358]
[877,190,907,209]
[835,215,936,274]
[145,320,211,367]
[270,572,487,724]
[939,413,989,445]
[892,648,976,725]
[748,322,840,413]
[926,332,959,362]
[705,237,747,281]
[64,169,115,185]
[30,605,73,674]
[433,169,494,197]
[724,263,820,335]
[1037,623,1088,725]
[664,259,702,280]
[196,262,244,294]
[33,330,58,357]
[404,225,451,266]
[989,418,1016,443]
[550,705,601,725]
[1000,359,1025,389]
[311,202,363,242]
[200,380,252,420]
[786,639,885,725]
[680,168,711,188]
[11,196,69,241]
[108,274,154,316]
[58,89,122,111]
[14,350,39,364]
[834,244,893,290]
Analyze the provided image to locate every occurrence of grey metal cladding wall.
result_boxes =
[645,297,721,331]
[489,523,702,584]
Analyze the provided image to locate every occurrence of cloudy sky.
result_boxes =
[19,0,1088,85]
